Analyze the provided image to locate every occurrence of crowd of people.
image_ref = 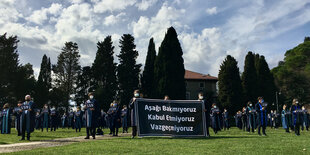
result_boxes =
[0,91,309,140]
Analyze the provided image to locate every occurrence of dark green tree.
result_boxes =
[154,27,186,99]
[92,36,117,110]
[76,66,94,106]
[218,55,244,114]
[53,42,81,107]
[256,55,276,105]
[242,51,258,103]
[0,33,19,104]
[141,38,156,98]
[15,63,36,101]
[117,34,141,106]
[272,37,310,104]
[34,55,51,108]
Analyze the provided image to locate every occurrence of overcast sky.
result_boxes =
[1,0,310,78]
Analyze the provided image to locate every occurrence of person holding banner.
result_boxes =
[84,92,99,139]
[255,97,267,136]
[20,95,36,141]
[281,104,290,133]
[198,92,210,137]
[1,103,12,134]
[291,99,302,136]
[164,95,170,100]
[129,89,140,138]
[211,103,221,134]
[246,102,256,133]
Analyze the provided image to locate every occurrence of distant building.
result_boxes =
[184,70,218,100]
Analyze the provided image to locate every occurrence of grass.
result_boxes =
[2,127,310,155]
[0,128,86,144]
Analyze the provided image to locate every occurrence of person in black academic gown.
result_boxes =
[255,97,267,136]
[1,103,12,134]
[222,108,230,131]
[74,106,83,132]
[50,106,58,131]
[35,111,41,130]
[241,107,247,131]
[121,105,128,133]
[84,92,99,139]
[128,89,140,138]
[210,103,221,134]
[41,104,50,132]
[246,102,256,133]
[301,106,309,131]
[198,92,211,137]
[13,101,23,136]
[20,95,36,140]
[108,101,121,136]
[291,99,302,136]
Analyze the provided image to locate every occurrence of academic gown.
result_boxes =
[128,98,137,127]
[74,111,83,129]
[211,107,221,132]
[108,106,121,129]
[222,111,229,129]
[1,108,12,134]
[302,110,309,128]
[121,108,128,128]
[84,99,99,128]
[246,106,256,130]
[255,102,267,127]
[291,105,302,126]
[281,110,288,129]
[20,101,36,134]
[13,107,22,133]
[41,109,50,128]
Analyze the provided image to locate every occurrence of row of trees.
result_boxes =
[218,52,277,113]
[0,27,186,111]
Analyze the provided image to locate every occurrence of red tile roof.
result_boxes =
[185,70,218,80]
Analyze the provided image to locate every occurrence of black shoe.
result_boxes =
[27,138,31,141]
[93,136,96,139]
[20,138,25,141]
[263,134,267,136]
[131,136,135,139]
[258,133,262,136]
[85,136,90,139]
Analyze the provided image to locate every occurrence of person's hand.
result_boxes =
[203,109,207,112]
[28,109,32,111]
[249,111,252,113]
[19,110,22,112]
[133,97,136,102]
[90,108,95,111]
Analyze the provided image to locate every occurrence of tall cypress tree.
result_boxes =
[0,33,19,104]
[218,55,244,114]
[35,55,51,107]
[242,52,258,103]
[141,38,156,98]
[154,27,186,99]
[92,36,117,110]
[117,34,141,106]
[53,42,81,107]
[256,55,276,104]
[76,66,94,105]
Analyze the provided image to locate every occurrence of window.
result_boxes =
[199,82,204,88]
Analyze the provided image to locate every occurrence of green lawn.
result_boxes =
[0,128,86,144]
[3,127,310,155]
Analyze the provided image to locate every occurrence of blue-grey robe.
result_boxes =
[84,99,99,128]
[20,101,36,133]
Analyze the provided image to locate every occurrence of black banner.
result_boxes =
[135,98,206,137]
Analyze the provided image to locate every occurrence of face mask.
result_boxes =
[89,96,94,99]
[45,106,48,108]
[296,101,298,104]
[250,104,252,106]
[199,96,204,100]
[214,106,217,108]
[134,93,139,97]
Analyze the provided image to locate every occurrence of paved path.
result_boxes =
[0,133,131,153]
